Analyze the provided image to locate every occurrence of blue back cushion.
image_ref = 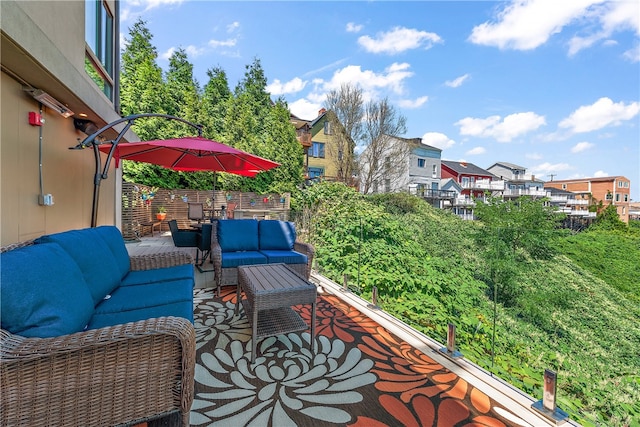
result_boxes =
[36,228,122,305]
[217,219,259,252]
[259,220,296,250]
[1,243,94,338]
[93,226,130,279]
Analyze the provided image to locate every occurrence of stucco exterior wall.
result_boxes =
[1,0,120,245]
[1,73,116,244]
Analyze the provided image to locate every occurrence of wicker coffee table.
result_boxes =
[236,263,317,363]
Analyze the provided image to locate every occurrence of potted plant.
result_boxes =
[156,206,167,221]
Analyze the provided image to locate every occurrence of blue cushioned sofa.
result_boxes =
[0,226,196,427]
[211,219,314,296]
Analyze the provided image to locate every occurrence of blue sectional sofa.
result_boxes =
[211,219,315,296]
[0,225,196,426]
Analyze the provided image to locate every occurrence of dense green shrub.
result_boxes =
[296,182,640,426]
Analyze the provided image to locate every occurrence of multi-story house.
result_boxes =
[487,162,547,199]
[360,135,454,206]
[545,186,596,230]
[308,109,338,180]
[441,160,505,219]
[545,176,631,223]
[1,0,130,245]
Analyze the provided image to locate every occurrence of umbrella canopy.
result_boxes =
[99,136,279,176]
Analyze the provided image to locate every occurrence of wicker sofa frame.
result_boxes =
[0,240,196,427]
[210,221,315,297]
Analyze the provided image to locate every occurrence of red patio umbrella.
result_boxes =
[100,136,279,176]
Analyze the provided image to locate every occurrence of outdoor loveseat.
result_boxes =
[211,219,314,296]
[0,225,196,427]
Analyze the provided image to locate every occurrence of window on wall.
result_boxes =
[323,121,332,135]
[85,0,114,99]
[616,193,620,202]
[310,142,325,158]
[417,158,426,168]
[432,164,437,177]
[307,167,324,178]
[624,194,629,202]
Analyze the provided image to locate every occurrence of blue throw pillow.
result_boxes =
[217,219,259,252]
[259,220,296,250]
[1,243,94,338]
[36,228,122,305]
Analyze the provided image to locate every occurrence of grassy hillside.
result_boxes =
[297,183,640,426]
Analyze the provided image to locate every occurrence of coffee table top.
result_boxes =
[238,263,312,293]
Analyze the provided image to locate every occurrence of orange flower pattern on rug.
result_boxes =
[191,288,524,426]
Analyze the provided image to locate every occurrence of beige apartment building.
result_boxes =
[1,1,134,245]
[545,176,631,223]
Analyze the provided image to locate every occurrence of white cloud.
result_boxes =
[469,0,601,50]
[466,147,486,155]
[346,22,363,33]
[358,26,442,54]
[208,38,237,48]
[185,45,205,58]
[316,63,415,101]
[289,98,322,121]
[445,74,470,88]
[266,77,307,95]
[121,0,185,21]
[421,132,455,150]
[531,162,573,176]
[227,22,240,33]
[594,170,609,177]
[397,96,429,109]
[571,141,595,153]
[455,112,546,142]
[559,97,640,133]
[526,152,543,160]
[624,43,640,62]
[160,46,176,61]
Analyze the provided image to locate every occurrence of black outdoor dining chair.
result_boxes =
[168,219,199,247]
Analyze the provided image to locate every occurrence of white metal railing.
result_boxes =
[460,180,505,191]
[503,188,549,197]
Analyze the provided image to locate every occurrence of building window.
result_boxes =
[562,184,567,190]
[624,194,629,202]
[310,142,325,158]
[323,121,332,135]
[307,167,324,178]
[432,164,437,178]
[605,192,613,200]
[615,193,620,202]
[85,0,114,99]
[384,179,391,193]
[417,158,425,168]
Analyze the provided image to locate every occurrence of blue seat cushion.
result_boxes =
[259,220,296,250]
[93,226,131,279]
[0,243,94,338]
[94,279,194,315]
[121,264,195,287]
[217,219,259,252]
[87,302,194,329]
[36,228,122,305]
[259,250,308,265]
[220,251,267,268]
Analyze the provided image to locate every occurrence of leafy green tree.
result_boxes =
[201,66,232,140]
[473,196,563,305]
[592,203,627,231]
[120,19,168,139]
[222,59,303,193]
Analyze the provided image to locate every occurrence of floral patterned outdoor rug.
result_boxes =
[190,288,527,427]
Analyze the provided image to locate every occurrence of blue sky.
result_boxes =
[121,0,640,200]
